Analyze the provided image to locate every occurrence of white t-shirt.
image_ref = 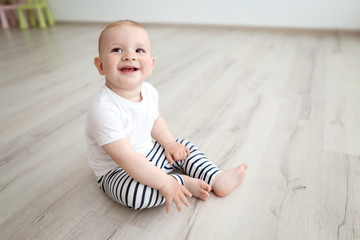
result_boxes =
[86,82,159,177]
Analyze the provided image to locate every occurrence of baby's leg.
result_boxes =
[172,139,221,200]
[148,140,212,201]
[174,139,247,198]
[173,139,221,186]
[98,168,185,210]
[211,163,248,197]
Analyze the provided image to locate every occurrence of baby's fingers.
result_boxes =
[166,152,174,165]
[180,151,186,160]
[181,185,192,198]
[185,146,190,155]
[174,198,183,212]
[166,198,172,214]
[179,193,190,207]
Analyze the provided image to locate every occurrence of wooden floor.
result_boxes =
[1,23,359,240]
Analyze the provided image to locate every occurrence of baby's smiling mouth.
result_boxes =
[120,66,139,73]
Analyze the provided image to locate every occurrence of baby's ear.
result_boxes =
[149,57,155,75]
[94,57,104,75]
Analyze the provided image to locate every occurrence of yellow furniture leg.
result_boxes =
[28,10,37,27]
[17,7,27,30]
[36,6,46,28]
[16,0,55,30]
[43,3,54,26]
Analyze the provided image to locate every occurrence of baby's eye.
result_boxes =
[136,48,145,53]
[112,48,123,53]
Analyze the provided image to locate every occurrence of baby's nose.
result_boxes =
[122,52,136,61]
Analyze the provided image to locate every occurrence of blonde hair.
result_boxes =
[97,20,147,55]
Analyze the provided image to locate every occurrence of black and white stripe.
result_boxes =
[98,139,220,210]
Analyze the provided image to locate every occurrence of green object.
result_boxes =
[17,0,55,30]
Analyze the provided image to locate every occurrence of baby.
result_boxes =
[86,20,248,213]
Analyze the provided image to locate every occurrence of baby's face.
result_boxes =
[96,24,155,94]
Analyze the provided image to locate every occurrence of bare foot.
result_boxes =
[181,175,211,201]
[212,163,248,197]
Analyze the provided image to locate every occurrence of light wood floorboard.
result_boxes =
[0,23,359,240]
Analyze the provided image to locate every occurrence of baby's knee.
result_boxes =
[176,138,195,150]
[124,184,166,210]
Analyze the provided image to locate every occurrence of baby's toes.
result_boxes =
[200,181,211,192]
[199,189,210,201]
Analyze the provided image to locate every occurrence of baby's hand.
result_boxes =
[158,176,192,213]
[164,142,190,164]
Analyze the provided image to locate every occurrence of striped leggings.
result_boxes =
[98,139,221,210]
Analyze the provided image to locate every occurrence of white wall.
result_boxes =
[48,0,360,30]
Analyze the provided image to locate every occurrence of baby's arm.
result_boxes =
[102,137,191,213]
[151,116,190,164]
